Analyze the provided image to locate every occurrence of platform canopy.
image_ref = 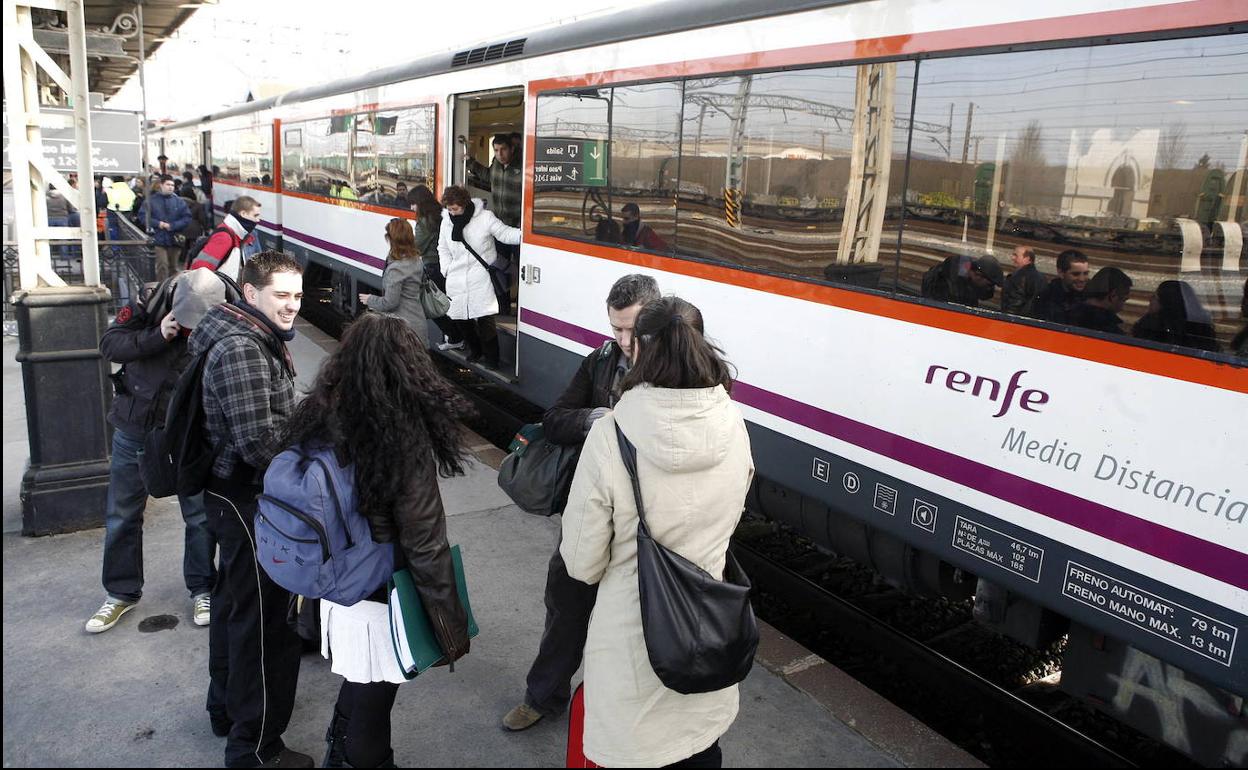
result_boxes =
[31,0,203,100]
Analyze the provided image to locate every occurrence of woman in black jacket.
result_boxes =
[280,313,473,768]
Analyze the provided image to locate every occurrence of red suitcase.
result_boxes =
[566,684,599,768]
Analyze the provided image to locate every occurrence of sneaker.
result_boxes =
[437,340,465,351]
[259,748,314,768]
[502,702,544,732]
[85,598,136,634]
[192,593,211,627]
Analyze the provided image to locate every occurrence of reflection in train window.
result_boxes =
[533,90,609,240]
[676,65,915,290]
[211,126,272,185]
[281,106,436,209]
[601,82,682,251]
[907,36,1247,351]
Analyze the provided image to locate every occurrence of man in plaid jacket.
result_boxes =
[188,251,313,769]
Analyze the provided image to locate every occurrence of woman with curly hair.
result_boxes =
[280,313,474,768]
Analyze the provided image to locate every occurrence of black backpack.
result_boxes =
[139,332,246,498]
[184,224,239,271]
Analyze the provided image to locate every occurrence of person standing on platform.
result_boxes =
[1035,249,1090,324]
[190,251,312,769]
[560,295,751,768]
[437,185,520,369]
[502,273,661,732]
[104,176,136,241]
[1000,245,1045,318]
[281,313,472,769]
[190,196,262,281]
[139,174,193,282]
[358,218,430,346]
[85,268,236,635]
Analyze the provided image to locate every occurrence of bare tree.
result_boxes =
[1008,120,1045,207]
[1157,122,1189,170]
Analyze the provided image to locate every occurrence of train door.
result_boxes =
[450,87,525,379]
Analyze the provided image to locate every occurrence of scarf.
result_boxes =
[449,200,476,243]
[234,299,296,342]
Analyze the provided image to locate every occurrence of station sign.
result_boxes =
[2,105,143,175]
[534,137,607,187]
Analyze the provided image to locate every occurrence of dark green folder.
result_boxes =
[388,544,479,679]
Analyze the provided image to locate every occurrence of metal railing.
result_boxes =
[3,215,157,333]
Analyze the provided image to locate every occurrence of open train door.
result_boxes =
[450,87,525,380]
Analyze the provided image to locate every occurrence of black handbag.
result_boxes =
[497,424,580,516]
[615,424,758,695]
[461,241,511,315]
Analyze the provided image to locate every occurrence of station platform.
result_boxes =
[2,321,980,768]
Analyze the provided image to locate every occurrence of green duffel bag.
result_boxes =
[497,423,580,516]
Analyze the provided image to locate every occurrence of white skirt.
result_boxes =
[320,598,409,684]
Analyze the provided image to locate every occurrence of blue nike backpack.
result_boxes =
[257,444,395,606]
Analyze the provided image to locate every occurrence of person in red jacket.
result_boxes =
[191,195,261,280]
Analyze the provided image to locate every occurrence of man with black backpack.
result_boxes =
[86,268,236,635]
[501,274,660,732]
[188,195,262,280]
[189,251,312,769]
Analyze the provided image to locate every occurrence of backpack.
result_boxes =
[256,444,396,606]
[140,342,221,498]
[184,224,240,270]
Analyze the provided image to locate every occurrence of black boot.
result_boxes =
[323,707,350,768]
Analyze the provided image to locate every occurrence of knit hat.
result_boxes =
[171,268,227,329]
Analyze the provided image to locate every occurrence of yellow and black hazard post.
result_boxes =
[724,188,741,228]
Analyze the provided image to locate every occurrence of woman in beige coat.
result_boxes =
[561,296,753,768]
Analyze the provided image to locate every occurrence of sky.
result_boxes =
[107,0,659,122]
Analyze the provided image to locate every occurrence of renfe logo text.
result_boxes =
[925,364,1049,418]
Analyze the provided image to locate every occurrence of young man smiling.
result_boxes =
[189,251,312,768]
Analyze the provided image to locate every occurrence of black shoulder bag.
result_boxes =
[614,424,758,694]
[461,240,511,316]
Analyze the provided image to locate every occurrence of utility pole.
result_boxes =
[946,103,954,162]
[961,102,974,165]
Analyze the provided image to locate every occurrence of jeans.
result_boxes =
[106,210,123,241]
[102,428,217,602]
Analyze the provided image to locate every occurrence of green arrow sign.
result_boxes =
[582,139,607,187]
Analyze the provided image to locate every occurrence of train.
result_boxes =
[150,1,1247,764]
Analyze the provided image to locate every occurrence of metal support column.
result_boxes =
[833,63,896,288]
[5,0,113,535]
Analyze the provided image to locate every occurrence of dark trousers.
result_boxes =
[456,315,500,367]
[204,477,303,768]
[102,428,216,602]
[664,741,722,768]
[423,261,462,345]
[524,544,599,716]
[335,680,400,767]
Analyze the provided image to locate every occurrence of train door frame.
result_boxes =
[449,86,526,379]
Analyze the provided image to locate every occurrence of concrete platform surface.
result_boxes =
[3,321,975,767]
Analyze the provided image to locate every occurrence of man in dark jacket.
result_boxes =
[502,274,661,732]
[138,174,193,282]
[1068,266,1133,335]
[190,251,312,768]
[921,253,1003,308]
[86,269,236,636]
[1035,249,1090,325]
[1001,245,1045,317]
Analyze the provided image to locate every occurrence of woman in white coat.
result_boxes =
[561,296,753,768]
[437,185,521,369]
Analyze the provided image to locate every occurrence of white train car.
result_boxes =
[154,1,1248,763]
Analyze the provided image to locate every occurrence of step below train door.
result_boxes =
[450,87,525,381]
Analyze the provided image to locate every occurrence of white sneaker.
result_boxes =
[85,598,136,634]
[192,593,211,627]
[437,340,465,351]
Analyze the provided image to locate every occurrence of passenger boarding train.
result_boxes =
[151,1,1247,763]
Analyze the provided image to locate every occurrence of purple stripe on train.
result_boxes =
[282,226,385,271]
[519,307,1246,591]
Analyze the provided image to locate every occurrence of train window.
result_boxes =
[210,126,272,185]
[163,133,201,179]
[908,35,1248,354]
[533,89,610,240]
[598,82,683,251]
[283,106,436,208]
[674,64,915,289]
